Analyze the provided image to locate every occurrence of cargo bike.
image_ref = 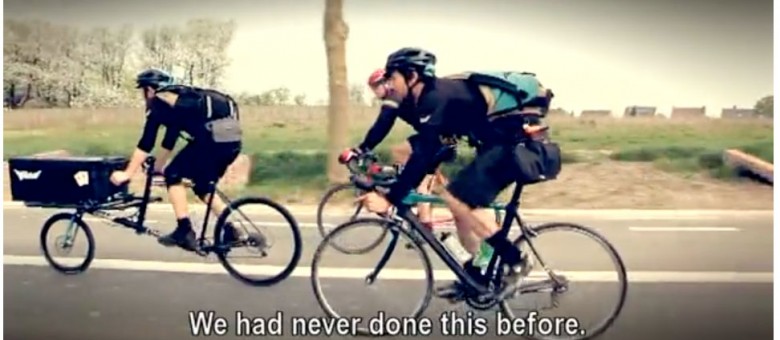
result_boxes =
[7,155,302,286]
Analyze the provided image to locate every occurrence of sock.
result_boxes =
[472,242,495,268]
[175,217,193,234]
[485,233,522,266]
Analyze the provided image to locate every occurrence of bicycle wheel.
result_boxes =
[214,196,302,287]
[316,183,388,254]
[39,212,95,275]
[500,222,628,340]
[311,218,434,336]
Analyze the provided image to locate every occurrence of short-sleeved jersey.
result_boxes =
[136,85,239,153]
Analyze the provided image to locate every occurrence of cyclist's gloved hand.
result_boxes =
[338,147,364,164]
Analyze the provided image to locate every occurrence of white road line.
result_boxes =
[82,218,159,224]
[3,203,772,219]
[4,211,748,234]
[628,227,740,232]
[3,255,773,283]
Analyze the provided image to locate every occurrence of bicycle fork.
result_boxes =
[364,221,402,285]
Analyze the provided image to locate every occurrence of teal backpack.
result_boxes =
[447,71,554,118]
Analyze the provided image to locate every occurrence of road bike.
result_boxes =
[316,149,506,253]
[34,156,303,286]
[310,147,628,339]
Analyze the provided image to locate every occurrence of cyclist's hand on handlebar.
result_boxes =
[338,147,364,164]
[110,170,130,186]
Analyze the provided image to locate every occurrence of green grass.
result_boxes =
[610,140,773,179]
[4,107,773,195]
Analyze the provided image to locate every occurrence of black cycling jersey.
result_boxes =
[383,77,490,205]
[136,85,239,153]
[357,99,420,152]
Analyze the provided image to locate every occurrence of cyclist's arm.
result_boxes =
[127,110,162,175]
[382,107,447,206]
[357,101,399,152]
[155,126,179,169]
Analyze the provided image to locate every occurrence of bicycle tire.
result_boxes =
[213,196,303,287]
[39,212,96,275]
[311,217,434,337]
[501,222,628,340]
[316,183,388,254]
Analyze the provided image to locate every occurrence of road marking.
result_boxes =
[3,203,772,219]
[3,255,773,283]
[628,227,740,232]
[83,218,159,224]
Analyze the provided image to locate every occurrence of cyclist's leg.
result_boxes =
[446,144,521,256]
[158,144,200,250]
[405,134,436,229]
[191,143,259,243]
[192,143,241,217]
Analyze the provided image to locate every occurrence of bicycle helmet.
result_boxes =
[384,47,437,79]
[135,68,175,90]
[367,68,386,87]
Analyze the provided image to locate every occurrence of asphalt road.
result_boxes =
[3,206,774,339]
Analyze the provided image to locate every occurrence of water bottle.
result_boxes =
[440,232,471,263]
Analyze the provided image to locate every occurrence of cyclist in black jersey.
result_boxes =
[358,47,557,300]
[341,68,452,231]
[110,68,258,251]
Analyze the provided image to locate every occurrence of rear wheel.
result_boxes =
[40,213,95,275]
[500,222,628,340]
[214,197,302,286]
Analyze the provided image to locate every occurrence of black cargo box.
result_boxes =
[8,156,130,207]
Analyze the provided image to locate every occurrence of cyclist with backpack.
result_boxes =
[109,68,260,251]
[340,68,452,232]
[357,47,561,301]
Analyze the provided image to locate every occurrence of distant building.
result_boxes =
[624,106,657,117]
[547,108,570,116]
[670,106,706,119]
[580,109,612,118]
[721,106,757,119]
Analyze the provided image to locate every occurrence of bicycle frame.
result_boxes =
[60,156,236,255]
[350,145,535,298]
[366,183,526,297]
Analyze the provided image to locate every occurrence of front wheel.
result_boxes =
[39,212,95,275]
[316,182,388,254]
[214,196,302,287]
[500,222,628,340]
[311,218,434,336]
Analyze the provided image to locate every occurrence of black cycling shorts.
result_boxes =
[446,139,562,209]
[164,142,241,197]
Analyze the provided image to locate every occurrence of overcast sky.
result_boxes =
[5,0,774,115]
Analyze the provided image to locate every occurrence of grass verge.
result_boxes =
[609,141,773,180]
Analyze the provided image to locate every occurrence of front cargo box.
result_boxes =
[8,156,130,207]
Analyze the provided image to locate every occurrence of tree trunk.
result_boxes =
[323,0,350,184]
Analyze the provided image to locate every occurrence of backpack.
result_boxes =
[155,85,242,143]
[446,71,554,118]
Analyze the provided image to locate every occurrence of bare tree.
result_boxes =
[323,0,350,183]
[140,25,182,73]
[348,83,365,105]
[294,93,307,106]
[179,19,236,88]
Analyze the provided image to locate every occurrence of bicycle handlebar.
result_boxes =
[141,156,164,177]
[344,151,379,175]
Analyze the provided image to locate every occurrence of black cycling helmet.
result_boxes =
[135,68,174,90]
[384,47,437,79]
